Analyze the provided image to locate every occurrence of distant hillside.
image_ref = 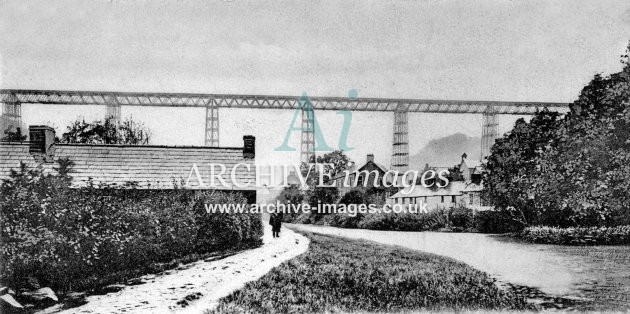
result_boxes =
[409,133,481,170]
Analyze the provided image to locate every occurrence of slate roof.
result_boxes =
[0,142,255,190]
[390,181,483,199]
[368,161,389,173]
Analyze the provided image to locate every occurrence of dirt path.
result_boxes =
[57,226,309,314]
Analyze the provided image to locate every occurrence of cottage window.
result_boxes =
[452,195,456,203]
[441,196,444,203]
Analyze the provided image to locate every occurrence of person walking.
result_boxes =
[269,212,283,238]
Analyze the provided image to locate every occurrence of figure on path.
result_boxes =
[269,212,283,238]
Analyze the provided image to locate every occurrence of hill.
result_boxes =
[409,133,480,170]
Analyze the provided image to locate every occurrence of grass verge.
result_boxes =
[210,231,527,313]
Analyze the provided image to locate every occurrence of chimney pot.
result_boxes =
[243,135,255,159]
[367,154,374,163]
[29,125,56,163]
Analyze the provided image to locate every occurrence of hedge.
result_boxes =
[0,162,263,292]
[472,210,523,233]
[519,226,630,245]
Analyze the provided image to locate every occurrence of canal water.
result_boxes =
[289,223,630,309]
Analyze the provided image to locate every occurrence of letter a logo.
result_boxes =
[275,92,333,152]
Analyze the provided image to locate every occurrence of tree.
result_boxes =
[306,186,339,213]
[303,150,352,184]
[275,184,305,221]
[276,184,304,205]
[298,151,350,211]
[338,188,369,205]
[61,117,151,145]
[483,109,562,227]
[535,42,630,226]
[484,42,630,227]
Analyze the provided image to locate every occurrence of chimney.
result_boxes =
[243,135,255,159]
[367,153,374,163]
[29,125,56,163]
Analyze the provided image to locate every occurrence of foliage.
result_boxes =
[448,205,474,232]
[483,109,562,227]
[534,46,630,227]
[519,226,630,245]
[295,151,349,219]
[338,188,369,206]
[60,116,151,145]
[276,184,304,222]
[292,212,314,224]
[306,150,352,182]
[484,42,630,228]
[316,189,370,228]
[305,187,339,217]
[1,127,28,142]
[473,210,524,234]
[352,208,463,232]
[211,232,526,313]
[284,194,482,233]
[366,187,395,205]
[276,184,304,205]
[357,212,427,231]
[0,164,262,292]
[318,213,359,228]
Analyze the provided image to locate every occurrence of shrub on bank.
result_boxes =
[0,162,263,292]
[287,205,483,232]
[356,212,432,231]
[292,212,314,224]
[318,212,363,228]
[294,206,478,233]
[448,205,474,232]
[473,209,523,233]
[519,226,630,245]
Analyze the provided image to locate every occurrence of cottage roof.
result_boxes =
[0,142,255,190]
[360,160,388,173]
[389,181,483,198]
[331,159,388,181]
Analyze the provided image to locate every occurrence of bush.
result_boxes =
[287,203,478,233]
[292,212,313,224]
[357,212,420,231]
[318,213,363,228]
[338,189,367,205]
[275,184,304,223]
[306,187,339,219]
[0,162,263,292]
[519,226,630,245]
[473,210,523,233]
[448,206,474,232]
[283,188,479,233]
[355,210,452,232]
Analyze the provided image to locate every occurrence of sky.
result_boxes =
[1,0,630,167]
